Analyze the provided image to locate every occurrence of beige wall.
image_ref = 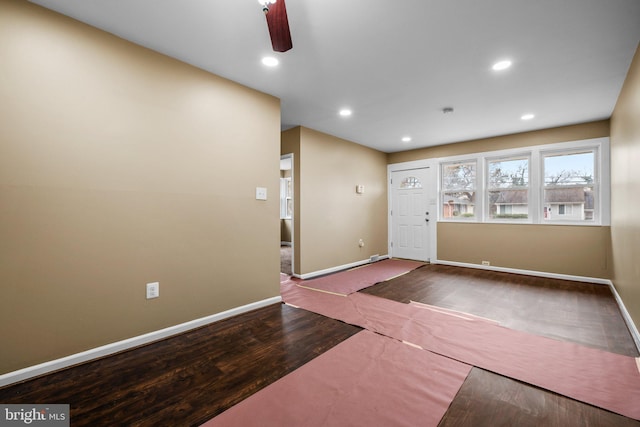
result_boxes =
[282,127,388,275]
[388,120,610,164]
[281,220,292,242]
[388,121,612,279]
[611,44,640,332]
[0,0,280,375]
[438,223,612,278]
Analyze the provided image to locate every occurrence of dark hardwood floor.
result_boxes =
[1,263,638,426]
[0,304,360,426]
[361,264,638,356]
[439,368,639,427]
[362,264,640,427]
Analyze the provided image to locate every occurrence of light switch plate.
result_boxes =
[256,187,267,200]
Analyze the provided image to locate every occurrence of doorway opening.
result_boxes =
[280,154,294,278]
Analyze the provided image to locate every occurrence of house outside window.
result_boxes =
[542,150,596,223]
[441,161,476,220]
[487,156,530,221]
[436,137,609,225]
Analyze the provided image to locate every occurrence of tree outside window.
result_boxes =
[543,150,595,222]
[441,161,476,220]
[487,157,529,220]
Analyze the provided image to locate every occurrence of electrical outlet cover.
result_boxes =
[146,282,159,299]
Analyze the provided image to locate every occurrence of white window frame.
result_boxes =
[540,145,602,225]
[485,153,531,223]
[437,137,610,226]
[280,177,292,220]
[440,160,478,221]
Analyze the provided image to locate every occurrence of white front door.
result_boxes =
[390,168,431,261]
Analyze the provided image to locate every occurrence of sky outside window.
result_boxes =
[544,152,594,185]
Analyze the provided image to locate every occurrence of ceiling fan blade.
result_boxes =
[265,0,293,52]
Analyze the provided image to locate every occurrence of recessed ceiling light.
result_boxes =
[261,56,279,67]
[492,60,512,71]
[521,113,535,120]
[339,109,352,117]
[401,136,412,143]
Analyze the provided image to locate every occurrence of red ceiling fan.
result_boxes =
[259,0,293,52]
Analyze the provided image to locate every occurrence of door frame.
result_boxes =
[388,159,438,262]
[280,153,295,275]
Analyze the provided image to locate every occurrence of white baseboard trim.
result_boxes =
[434,259,640,352]
[433,260,611,285]
[280,241,292,247]
[297,254,390,280]
[606,280,640,353]
[0,296,282,388]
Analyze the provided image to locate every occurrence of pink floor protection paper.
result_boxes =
[297,259,424,295]
[201,330,472,427]
[281,280,640,421]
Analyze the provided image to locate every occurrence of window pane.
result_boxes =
[488,158,529,188]
[280,178,287,219]
[442,191,476,219]
[487,157,529,220]
[400,176,422,189]
[442,162,476,190]
[544,152,594,186]
[286,198,293,218]
[280,177,292,219]
[489,189,528,220]
[543,151,596,222]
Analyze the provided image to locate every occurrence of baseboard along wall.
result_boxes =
[0,296,282,388]
[296,255,390,280]
[607,283,640,353]
[5,259,638,388]
[434,259,640,353]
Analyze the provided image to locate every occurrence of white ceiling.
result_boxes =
[29,0,640,153]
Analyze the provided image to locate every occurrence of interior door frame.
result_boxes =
[388,159,438,262]
[280,153,295,275]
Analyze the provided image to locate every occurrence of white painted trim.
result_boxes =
[431,137,610,226]
[607,280,640,353]
[281,152,295,276]
[433,259,611,285]
[280,241,292,246]
[298,255,390,280]
[387,159,439,262]
[388,158,435,172]
[0,296,282,388]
